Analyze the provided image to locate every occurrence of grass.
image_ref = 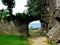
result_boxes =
[29,29,39,35]
[29,29,46,36]
[0,34,30,45]
[29,30,35,35]
[48,39,57,45]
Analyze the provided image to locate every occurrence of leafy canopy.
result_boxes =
[2,0,15,8]
[26,0,47,16]
[0,9,8,18]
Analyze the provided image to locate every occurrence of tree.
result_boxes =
[0,9,8,22]
[26,0,47,17]
[0,9,8,18]
[1,0,15,17]
[16,12,30,36]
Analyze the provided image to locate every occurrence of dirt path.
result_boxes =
[29,36,48,45]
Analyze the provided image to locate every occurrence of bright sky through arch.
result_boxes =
[29,20,41,28]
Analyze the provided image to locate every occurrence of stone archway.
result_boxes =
[19,19,49,37]
[28,20,41,36]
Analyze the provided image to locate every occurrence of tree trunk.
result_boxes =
[26,24,29,37]
[8,8,13,21]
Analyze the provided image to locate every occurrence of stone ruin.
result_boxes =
[46,0,60,43]
[0,0,60,43]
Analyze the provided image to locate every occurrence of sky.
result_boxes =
[29,20,41,28]
[13,0,27,14]
[0,0,27,14]
[0,0,41,28]
[0,0,7,9]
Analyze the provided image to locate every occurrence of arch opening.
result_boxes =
[28,20,41,37]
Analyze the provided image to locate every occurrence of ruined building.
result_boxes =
[0,0,60,42]
[47,0,60,43]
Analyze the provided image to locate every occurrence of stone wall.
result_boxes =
[46,0,60,43]
[0,20,28,36]
[47,21,60,43]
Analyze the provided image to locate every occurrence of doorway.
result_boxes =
[28,20,41,37]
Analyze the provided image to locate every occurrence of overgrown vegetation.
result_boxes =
[2,0,15,17]
[29,30,36,35]
[48,39,57,45]
[26,0,47,17]
[0,34,30,45]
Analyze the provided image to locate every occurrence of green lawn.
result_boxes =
[0,34,30,45]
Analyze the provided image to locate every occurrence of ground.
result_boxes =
[29,29,48,45]
[29,29,58,45]
[0,29,58,45]
[29,36,48,45]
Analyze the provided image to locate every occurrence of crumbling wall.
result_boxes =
[47,22,60,43]
[0,20,27,36]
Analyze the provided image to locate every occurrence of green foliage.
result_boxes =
[1,0,15,8]
[0,34,30,45]
[1,0,15,17]
[29,30,35,35]
[0,9,8,18]
[48,40,57,45]
[16,13,28,19]
[26,0,47,16]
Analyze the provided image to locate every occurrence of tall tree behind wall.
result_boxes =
[0,9,8,22]
[1,0,15,19]
[26,0,47,17]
